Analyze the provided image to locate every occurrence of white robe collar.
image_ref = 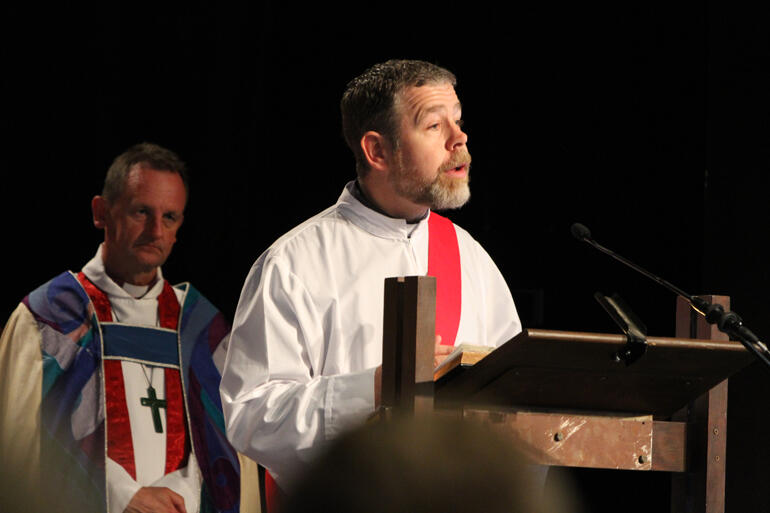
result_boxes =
[336,180,431,240]
[81,244,166,300]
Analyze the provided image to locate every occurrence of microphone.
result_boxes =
[570,222,592,242]
[569,222,707,311]
[570,222,770,369]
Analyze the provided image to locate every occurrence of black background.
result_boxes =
[2,1,769,510]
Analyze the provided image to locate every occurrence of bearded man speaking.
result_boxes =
[219,59,522,510]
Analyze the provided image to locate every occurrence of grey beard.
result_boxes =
[426,177,471,210]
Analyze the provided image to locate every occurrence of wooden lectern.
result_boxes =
[381,276,754,513]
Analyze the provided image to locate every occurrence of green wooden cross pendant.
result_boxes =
[140,386,167,433]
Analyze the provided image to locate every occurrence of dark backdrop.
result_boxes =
[2,1,768,511]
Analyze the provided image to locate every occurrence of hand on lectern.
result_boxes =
[434,335,453,369]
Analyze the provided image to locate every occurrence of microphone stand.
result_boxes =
[571,223,770,370]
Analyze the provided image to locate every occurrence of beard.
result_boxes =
[391,148,472,211]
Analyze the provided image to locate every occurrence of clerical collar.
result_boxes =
[82,244,166,300]
[352,180,429,225]
[122,282,151,299]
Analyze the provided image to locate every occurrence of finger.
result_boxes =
[172,498,187,513]
[165,489,187,513]
[435,353,450,368]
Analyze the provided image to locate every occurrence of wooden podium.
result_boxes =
[381,276,754,513]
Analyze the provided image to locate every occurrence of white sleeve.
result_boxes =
[455,227,522,348]
[212,333,229,374]
[480,244,522,347]
[153,453,201,513]
[107,458,142,513]
[106,453,200,513]
[219,255,376,488]
[109,455,201,513]
[0,304,43,504]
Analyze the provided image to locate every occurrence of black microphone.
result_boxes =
[570,222,592,242]
[570,222,770,369]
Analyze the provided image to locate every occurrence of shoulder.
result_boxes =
[23,271,91,333]
[174,282,231,338]
[254,203,353,271]
[235,204,357,302]
[430,212,479,247]
[445,220,505,274]
[442,218,486,253]
[173,282,219,316]
[273,204,347,250]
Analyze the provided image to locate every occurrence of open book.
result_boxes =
[433,343,495,381]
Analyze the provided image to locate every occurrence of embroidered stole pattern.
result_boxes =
[76,272,190,480]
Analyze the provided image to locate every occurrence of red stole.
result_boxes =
[76,272,190,480]
[264,471,287,513]
[427,212,462,346]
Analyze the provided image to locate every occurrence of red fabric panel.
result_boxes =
[163,368,190,473]
[157,281,190,473]
[265,469,287,513]
[76,272,113,322]
[158,281,180,330]
[77,273,136,477]
[427,212,462,346]
[104,359,136,479]
[77,273,190,479]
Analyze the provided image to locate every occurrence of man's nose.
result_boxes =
[145,215,164,238]
[446,122,468,150]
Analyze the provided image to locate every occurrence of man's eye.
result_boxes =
[455,119,464,128]
[428,123,440,130]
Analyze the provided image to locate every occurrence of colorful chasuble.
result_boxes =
[427,212,462,347]
[25,271,241,513]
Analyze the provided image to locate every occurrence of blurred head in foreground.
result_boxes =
[284,415,581,513]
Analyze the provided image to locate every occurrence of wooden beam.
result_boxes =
[672,295,729,513]
[382,276,436,414]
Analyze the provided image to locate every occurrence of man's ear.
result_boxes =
[91,196,107,230]
[360,131,392,173]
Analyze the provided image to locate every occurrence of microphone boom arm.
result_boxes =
[571,222,770,370]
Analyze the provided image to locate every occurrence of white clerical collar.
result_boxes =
[81,244,165,300]
[122,282,151,299]
[336,181,430,240]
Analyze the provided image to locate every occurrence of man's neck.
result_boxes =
[121,281,151,299]
[356,179,428,223]
[105,267,158,288]
[101,259,157,288]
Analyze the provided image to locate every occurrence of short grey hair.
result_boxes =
[102,142,188,203]
[340,60,456,178]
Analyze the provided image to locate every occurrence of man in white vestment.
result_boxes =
[0,143,251,513]
[220,59,522,507]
